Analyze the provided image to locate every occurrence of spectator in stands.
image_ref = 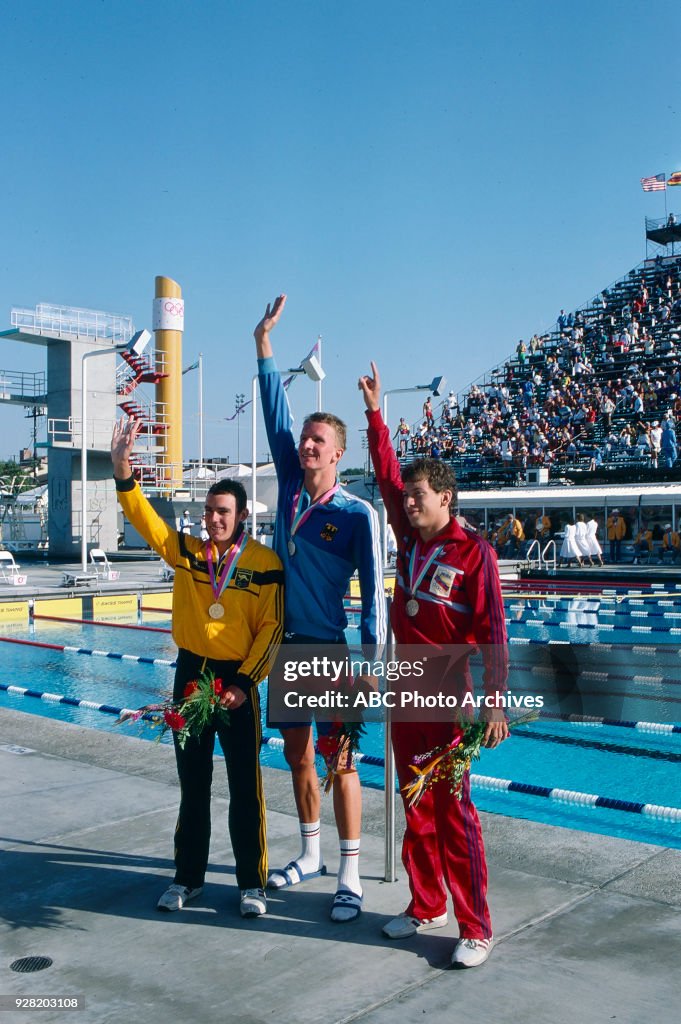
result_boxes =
[660,421,678,469]
[600,394,615,430]
[636,424,652,461]
[650,422,662,468]
[607,509,626,563]
[394,418,411,458]
[423,397,434,427]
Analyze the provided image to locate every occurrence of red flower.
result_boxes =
[212,678,223,696]
[183,682,199,698]
[316,735,339,760]
[164,710,187,731]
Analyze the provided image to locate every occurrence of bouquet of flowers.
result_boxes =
[116,669,229,749]
[402,710,538,807]
[316,720,366,794]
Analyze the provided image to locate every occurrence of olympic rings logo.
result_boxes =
[163,301,184,317]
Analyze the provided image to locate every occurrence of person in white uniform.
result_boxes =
[560,522,583,567]
[585,516,604,566]
[574,514,593,565]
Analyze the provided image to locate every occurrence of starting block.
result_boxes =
[61,571,99,588]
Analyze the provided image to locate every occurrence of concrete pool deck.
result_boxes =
[1,709,680,1024]
[1,554,680,607]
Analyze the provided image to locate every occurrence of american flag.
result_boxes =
[641,174,666,192]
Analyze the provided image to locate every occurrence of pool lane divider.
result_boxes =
[259,734,681,822]
[4,632,679,696]
[2,670,678,737]
[505,616,681,635]
[2,683,680,822]
[0,635,175,667]
[33,613,172,634]
[507,602,681,620]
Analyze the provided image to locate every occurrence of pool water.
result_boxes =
[2,596,680,850]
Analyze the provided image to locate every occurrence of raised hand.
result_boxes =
[111,417,142,477]
[253,294,287,357]
[357,361,381,412]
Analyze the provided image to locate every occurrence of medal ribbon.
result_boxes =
[407,540,445,599]
[289,484,339,541]
[205,527,248,604]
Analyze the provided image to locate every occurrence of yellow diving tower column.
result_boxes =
[153,276,184,492]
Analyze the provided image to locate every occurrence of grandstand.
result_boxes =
[371,250,681,563]
[393,252,681,490]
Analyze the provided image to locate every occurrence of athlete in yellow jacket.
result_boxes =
[112,417,284,920]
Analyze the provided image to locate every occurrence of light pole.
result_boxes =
[380,374,447,564]
[198,352,204,469]
[250,359,326,538]
[81,329,151,571]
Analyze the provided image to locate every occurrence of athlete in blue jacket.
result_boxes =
[255,294,386,922]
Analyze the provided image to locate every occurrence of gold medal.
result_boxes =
[405,598,419,617]
[208,602,225,620]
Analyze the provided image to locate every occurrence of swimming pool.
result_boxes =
[2,591,680,850]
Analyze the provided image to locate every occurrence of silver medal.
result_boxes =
[405,598,419,617]
[288,539,296,556]
[208,602,225,620]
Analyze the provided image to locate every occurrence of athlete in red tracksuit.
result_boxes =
[359,363,509,969]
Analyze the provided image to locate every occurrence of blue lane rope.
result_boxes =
[505,616,681,635]
[0,634,175,668]
[2,683,679,822]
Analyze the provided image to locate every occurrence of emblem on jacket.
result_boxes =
[430,565,457,598]
[234,568,254,589]
[321,523,338,543]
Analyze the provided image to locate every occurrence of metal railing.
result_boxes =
[542,539,557,572]
[11,304,134,343]
[524,539,542,570]
[0,369,47,400]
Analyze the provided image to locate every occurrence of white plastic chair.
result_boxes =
[89,549,120,581]
[0,550,27,585]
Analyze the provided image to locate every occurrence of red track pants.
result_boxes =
[392,719,493,939]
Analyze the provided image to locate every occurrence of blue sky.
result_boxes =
[1,0,679,467]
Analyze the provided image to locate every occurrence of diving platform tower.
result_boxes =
[1,285,185,558]
[1,305,135,556]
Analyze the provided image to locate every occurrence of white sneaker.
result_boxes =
[240,887,267,918]
[382,912,448,939]
[451,936,494,968]
[157,883,203,912]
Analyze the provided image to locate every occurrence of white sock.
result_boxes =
[295,820,322,875]
[336,839,362,895]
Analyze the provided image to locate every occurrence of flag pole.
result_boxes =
[316,335,323,412]
[198,352,204,469]
[664,173,668,220]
